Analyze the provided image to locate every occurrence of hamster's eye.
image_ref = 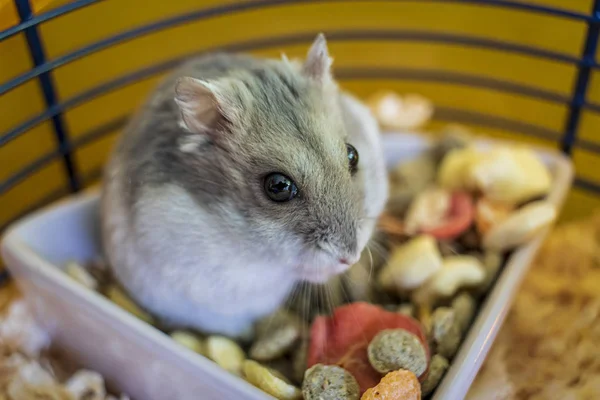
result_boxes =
[346,144,359,174]
[264,173,298,202]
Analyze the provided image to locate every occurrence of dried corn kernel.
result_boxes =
[431,308,461,359]
[243,360,302,400]
[170,331,205,356]
[420,354,449,396]
[65,262,98,291]
[360,370,421,400]
[105,285,154,325]
[205,336,245,375]
[302,364,360,400]
[367,329,428,376]
[483,201,556,251]
[378,235,443,293]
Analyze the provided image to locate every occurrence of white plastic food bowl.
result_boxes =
[1,132,573,400]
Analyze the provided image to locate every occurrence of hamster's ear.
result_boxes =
[174,77,221,134]
[303,33,333,83]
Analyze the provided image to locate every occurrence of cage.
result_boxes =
[0,0,593,397]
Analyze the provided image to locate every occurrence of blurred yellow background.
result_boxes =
[0,0,598,229]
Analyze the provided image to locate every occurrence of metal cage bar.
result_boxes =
[561,0,600,154]
[0,29,595,150]
[13,0,80,192]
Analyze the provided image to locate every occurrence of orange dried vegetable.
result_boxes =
[360,370,421,400]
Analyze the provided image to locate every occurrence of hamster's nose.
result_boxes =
[339,256,359,266]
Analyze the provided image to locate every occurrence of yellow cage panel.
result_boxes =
[1,0,600,225]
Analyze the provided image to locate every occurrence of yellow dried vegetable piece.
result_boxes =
[483,201,557,251]
[105,285,154,325]
[205,336,245,375]
[430,256,485,296]
[378,235,443,293]
[170,331,205,356]
[243,360,302,400]
[468,146,551,205]
[413,256,485,305]
[437,146,481,191]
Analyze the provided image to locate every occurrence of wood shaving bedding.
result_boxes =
[0,288,129,400]
[467,212,600,399]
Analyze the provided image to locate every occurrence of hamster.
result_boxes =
[100,34,388,337]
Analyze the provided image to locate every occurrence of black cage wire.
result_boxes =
[1,0,600,287]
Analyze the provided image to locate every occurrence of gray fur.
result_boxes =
[100,35,388,337]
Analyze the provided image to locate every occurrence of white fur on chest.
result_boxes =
[101,164,295,336]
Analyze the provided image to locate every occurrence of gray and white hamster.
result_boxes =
[100,34,388,337]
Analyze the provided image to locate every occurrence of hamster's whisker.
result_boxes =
[366,246,374,283]
[286,283,301,315]
[307,281,313,325]
[339,276,354,304]
[367,239,389,263]
[261,311,278,339]
[317,282,322,319]
[299,282,307,323]
[325,282,335,316]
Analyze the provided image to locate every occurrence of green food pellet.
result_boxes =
[431,308,462,359]
[302,364,360,400]
[451,293,476,333]
[367,329,428,376]
[420,354,450,396]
